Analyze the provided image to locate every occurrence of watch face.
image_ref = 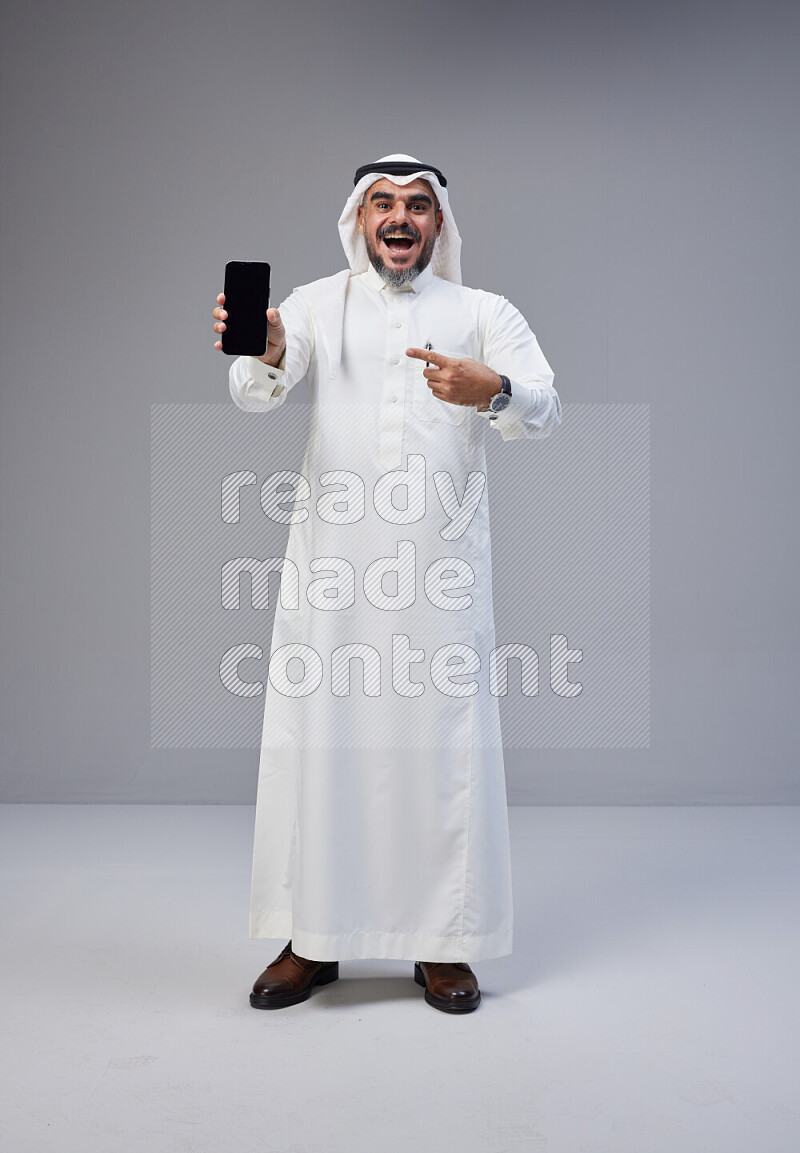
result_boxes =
[490,392,511,412]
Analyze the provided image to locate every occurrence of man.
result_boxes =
[213,155,561,1014]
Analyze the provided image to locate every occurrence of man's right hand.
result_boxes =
[212,293,287,367]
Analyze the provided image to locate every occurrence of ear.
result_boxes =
[435,208,443,238]
[357,203,365,236]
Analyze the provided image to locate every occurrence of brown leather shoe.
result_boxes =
[250,940,339,1009]
[414,961,481,1013]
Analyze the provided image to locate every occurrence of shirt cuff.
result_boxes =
[244,355,286,398]
[476,380,531,426]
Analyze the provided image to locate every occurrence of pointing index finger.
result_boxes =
[406,347,449,367]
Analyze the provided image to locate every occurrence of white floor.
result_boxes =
[1,804,798,1153]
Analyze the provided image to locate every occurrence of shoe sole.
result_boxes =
[414,962,481,1014]
[249,962,339,1009]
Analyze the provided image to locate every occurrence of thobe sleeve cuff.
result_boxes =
[478,380,562,441]
[246,355,287,394]
[477,379,528,424]
[228,354,287,411]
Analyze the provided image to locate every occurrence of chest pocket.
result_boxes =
[409,330,480,426]
[411,370,468,426]
[408,301,482,426]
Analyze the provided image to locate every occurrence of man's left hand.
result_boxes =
[405,347,502,409]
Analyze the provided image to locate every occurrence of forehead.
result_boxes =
[365,177,436,203]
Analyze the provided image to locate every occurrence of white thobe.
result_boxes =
[229,261,561,962]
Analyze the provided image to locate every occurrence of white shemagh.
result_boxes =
[337,153,463,284]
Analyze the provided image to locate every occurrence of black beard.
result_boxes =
[364,228,437,287]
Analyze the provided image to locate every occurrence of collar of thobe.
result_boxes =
[362,261,434,296]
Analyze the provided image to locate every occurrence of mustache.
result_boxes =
[377,223,421,242]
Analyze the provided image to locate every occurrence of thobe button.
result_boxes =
[391,355,400,365]
[393,320,402,329]
[390,395,398,404]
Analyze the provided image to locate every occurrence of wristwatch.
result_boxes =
[486,375,512,419]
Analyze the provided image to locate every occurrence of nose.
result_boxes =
[390,201,408,224]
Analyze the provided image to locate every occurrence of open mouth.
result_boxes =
[381,233,417,255]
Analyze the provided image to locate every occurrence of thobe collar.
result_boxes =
[363,261,434,296]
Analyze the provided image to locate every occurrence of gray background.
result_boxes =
[1,0,797,803]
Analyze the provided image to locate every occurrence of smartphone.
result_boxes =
[221,260,271,356]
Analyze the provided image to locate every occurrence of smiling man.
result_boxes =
[213,154,562,1014]
[360,177,440,286]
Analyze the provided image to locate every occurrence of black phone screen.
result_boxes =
[221,260,271,356]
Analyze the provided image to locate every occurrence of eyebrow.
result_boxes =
[369,190,434,207]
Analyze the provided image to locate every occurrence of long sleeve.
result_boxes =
[479,295,562,441]
[228,288,315,412]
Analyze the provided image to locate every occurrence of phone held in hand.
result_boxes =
[221,260,271,356]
